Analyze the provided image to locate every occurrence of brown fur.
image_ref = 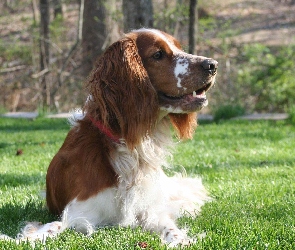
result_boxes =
[46,120,118,215]
[84,38,159,149]
[169,113,197,139]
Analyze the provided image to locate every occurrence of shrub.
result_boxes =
[0,39,32,64]
[287,106,295,125]
[237,43,295,112]
[213,104,245,122]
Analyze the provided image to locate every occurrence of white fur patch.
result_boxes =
[174,58,189,88]
[160,105,185,114]
[61,190,119,234]
[68,108,84,127]
[59,173,210,244]
[68,94,92,127]
[134,28,182,54]
[136,29,189,90]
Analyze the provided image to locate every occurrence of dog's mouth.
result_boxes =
[158,82,213,113]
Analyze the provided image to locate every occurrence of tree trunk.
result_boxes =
[82,0,107,77]
[39,0,50,111]
[122,0,153,32]
[188,0,198,54]
[53,0,63,19]
[31,0,39,23]
[173,0,183,38]
[104,0,121,48]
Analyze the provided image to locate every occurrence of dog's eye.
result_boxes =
[153,50,164,60]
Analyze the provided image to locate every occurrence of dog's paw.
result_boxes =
[162,227,191,247]
[18,221,63,241]
[0,234,13,240]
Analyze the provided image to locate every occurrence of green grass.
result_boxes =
[0,118,294,249]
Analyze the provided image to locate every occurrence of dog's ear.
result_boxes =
[169,113,197,139]
[84,37,158,149]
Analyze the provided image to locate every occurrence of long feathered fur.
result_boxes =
[169,113,198,139]
[84,37,159,149]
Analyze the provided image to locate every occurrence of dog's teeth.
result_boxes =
[193,91,197,97]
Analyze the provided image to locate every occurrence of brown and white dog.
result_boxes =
[15,29,218,246]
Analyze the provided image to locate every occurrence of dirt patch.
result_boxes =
[206,0,295,45]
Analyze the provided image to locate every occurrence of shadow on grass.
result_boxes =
[0,200,58,237]
[0,142,12,149]
[0,118,70,132]
[0,173,45,188]
[0,200,58,235]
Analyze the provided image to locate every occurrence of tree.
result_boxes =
[39,0,50,110]
[188,0,198,54]
[122,0,153,32]
[104,0,121,46]
[53,0,63,19]
[82,0,107,76]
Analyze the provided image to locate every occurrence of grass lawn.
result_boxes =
[0,117,294,249]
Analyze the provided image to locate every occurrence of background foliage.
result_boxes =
[0,0,294,115]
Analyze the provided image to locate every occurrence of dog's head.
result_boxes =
[128,29,217,113]
[85,28,217,148]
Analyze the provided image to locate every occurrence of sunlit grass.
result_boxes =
[0,118,294,249]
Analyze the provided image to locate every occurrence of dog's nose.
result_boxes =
[201,59,218,72]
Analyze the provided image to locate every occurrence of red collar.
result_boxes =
[88,116,121,144]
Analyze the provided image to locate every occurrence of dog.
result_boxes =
[6,28,218,247]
